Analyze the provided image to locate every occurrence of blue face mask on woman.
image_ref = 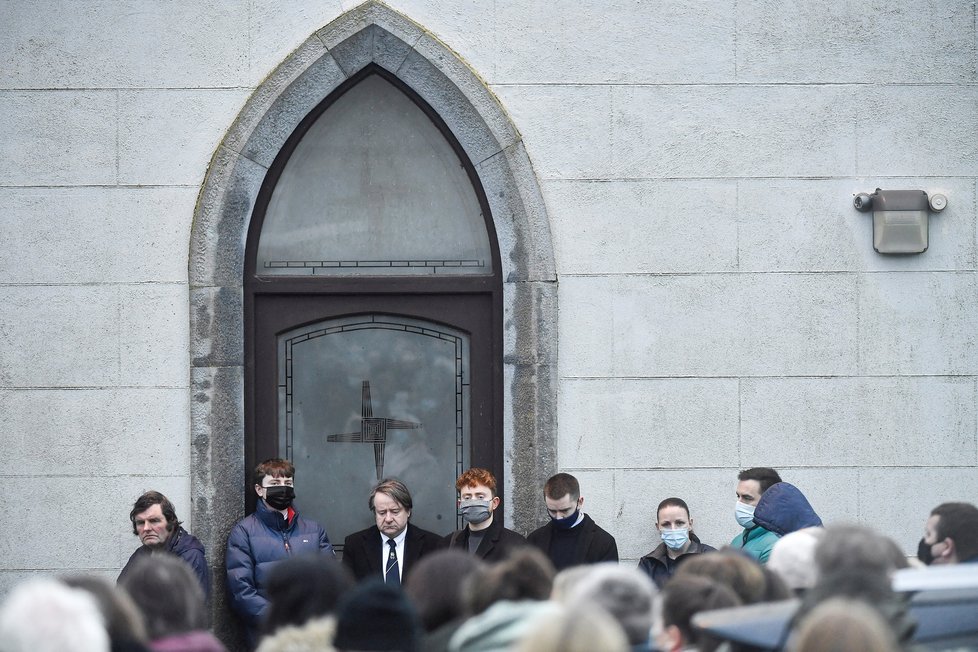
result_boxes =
[660,527,689,551]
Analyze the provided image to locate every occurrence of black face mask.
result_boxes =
[917,537,935,565]
[551,509,580,530]
[264,485,295,510]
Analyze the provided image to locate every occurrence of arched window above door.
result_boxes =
[256,73,493,277]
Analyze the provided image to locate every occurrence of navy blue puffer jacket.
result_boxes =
[225,500,335,635]
[753,482,822,536]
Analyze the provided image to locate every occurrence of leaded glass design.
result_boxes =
[278,314,470,547]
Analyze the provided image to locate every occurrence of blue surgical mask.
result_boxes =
[551,509,580,530]
[660,528,689,551]
[735,501,755,528]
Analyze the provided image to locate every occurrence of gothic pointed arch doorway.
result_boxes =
[189,8,557,631]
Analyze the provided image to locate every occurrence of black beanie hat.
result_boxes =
[333,578,421,652]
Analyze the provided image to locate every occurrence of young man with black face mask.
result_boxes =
[526,473,618,570]
[918,501,978,566]
[226,458,335,647]
[443,467,527,562]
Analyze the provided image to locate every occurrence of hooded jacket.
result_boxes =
[226,500,335,638]
[730,524,781,563]
[753,482,823,537]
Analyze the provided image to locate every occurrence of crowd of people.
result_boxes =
[1,460,976,652]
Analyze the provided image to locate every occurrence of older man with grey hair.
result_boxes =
[0,578,109,652]
[341,477,441,584]
[767,527,825,594]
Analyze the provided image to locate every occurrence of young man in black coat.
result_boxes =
[526,473,618,570]
[443,468,527,562]
[342,478,441,584]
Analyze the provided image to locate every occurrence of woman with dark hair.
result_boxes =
[403,549,486,651]
[253,556,355,651]
[260,556,354,637]
[448,548,561,652]
[674,550,772,606]
[638,497,716,588]
[657,576,742,652]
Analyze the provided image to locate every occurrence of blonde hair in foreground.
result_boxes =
[792,598,898,652]
[515,604,628,652]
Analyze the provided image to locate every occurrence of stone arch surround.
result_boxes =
[187,1,557,629]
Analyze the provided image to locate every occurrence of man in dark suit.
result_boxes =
[342,478,441,584]
[443,467,527,562]
[526,472,618,570]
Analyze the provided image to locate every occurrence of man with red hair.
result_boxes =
[443,468,527,562]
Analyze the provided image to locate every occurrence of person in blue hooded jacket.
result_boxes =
[730,467,822,564]
[226,458,335,647]
[753,482,823,537]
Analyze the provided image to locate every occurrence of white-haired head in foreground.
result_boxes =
[768,527,825,593]
[566,563,657,646]
[0,577,108,652]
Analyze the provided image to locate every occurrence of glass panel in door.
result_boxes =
[278,314,470,549]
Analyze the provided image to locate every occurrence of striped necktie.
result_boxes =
[385,538,400,586]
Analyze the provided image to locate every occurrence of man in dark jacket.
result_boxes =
[526,473,618,570]
[118,490,210,598]
[342,478,441,583]
[226,458,335,647]
[443,468,527,562]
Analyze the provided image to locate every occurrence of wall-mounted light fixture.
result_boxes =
[853,188,947,254]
